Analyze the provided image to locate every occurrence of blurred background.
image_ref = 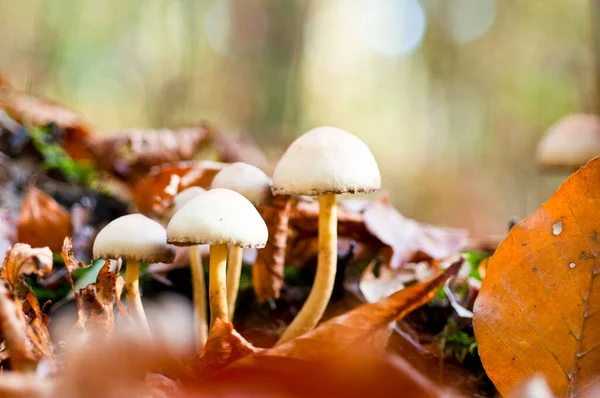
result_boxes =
[0,0,596,237]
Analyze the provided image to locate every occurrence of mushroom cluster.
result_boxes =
[91,125,380,349]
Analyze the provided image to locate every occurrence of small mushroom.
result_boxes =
[93,214,175,333]
[167,188,268,329]
[272,126,381,344]
[168,186,208,352]
[536,114,600,172]
[210,162,272,321]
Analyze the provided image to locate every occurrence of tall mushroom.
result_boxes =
[167,188,268,328]
[93,214,175,333]
[210,162,272,320]
[536,114,600,171]
[167,186,208,352]
[272,126,381,344]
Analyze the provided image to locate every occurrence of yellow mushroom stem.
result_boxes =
[124,260,150,333]
[277,193,337,345]
[209,243,229,325]
[226,245,243,321]
[189,245,208,352]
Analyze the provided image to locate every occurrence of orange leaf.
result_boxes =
[17,185,71,252]
[474,157,600,396]
[195,265,460,398]
[240,261,460,363]
[195,318,259,376]
[1,243,52,290]
[252,195,291,302]
[132,161,225,216]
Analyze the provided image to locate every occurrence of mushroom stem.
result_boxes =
[124,260,150,333]
[226,245,243,321]
[189,245,208,351]
[209,243,229,325]
[277,193,337,345]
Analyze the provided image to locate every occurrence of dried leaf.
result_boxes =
[360,256,441,303]
[252,195,291,302]
[61,237,121,334]
[0,88,94,161]
[17,185,71,252]
[91,127,212,181]
[132,161,225,216]
[201,265,461,398]
[195,318,259,376]
[473,157,600,396]
[1,243,53,292]
[246,261,460,361]
[22,291,53,364]
[289,198,378,245]
[0,280,37,370]
[363,194,469,268]
[210,130,269,170]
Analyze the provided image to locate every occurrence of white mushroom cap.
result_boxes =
[93,214,175,263]
[536,114,600,170]
[272,126,381,195]
[169,187,206,218]
[166,188,268,248]
[210,162,272,207]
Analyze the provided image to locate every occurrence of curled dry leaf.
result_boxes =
[252,195,291,302]
[132,161,225,216]
[1,243,53,293]
[61,237,123,334]
[91,126,212,181]
[474,157,600,396]
[195,318,260,376]
[363,194,469,268]
[0,280,37,371]
[17,185,71,252]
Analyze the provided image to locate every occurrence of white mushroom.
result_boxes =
[168,186,208,352]
[167,188,268,330]
[93,214,175,333]
[210,162,272,321]
[272,126,381,344]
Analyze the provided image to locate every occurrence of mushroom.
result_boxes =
[272,126,381,344]
[93,214,175,333]
[167,188,268,328]
[536,114,600,172]
[210,162,272,320]
[167,186,208,352]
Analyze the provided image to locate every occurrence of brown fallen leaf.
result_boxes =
[0,280,38,371]
[132,161,225,216]
[91,126,212,181]
[61,237,123,334]
[210,129,269,171]
[474,156,600,396]
[363,194,469,268]
[0,88,94,162]
[359,255,441,303]
[252,195,291,302]
[1,243,53,298]
[17,185,71,253]
[243,260,460,362]
[195,318,260,376]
